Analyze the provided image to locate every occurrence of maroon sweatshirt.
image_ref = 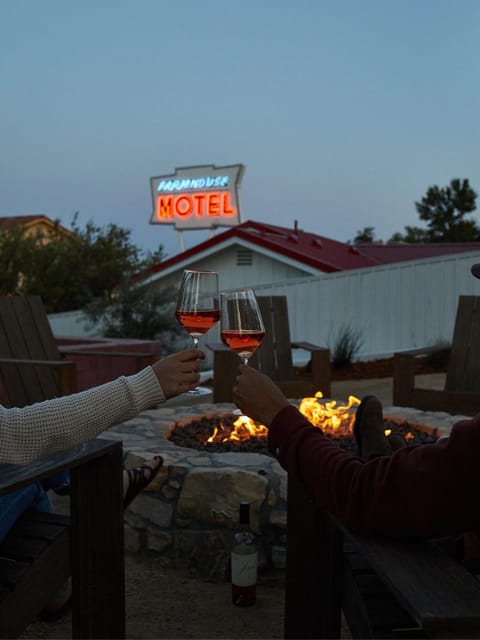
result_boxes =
[268,406,480,540]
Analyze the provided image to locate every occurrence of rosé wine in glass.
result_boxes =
[176,270,219,395]
[220,289,265,365]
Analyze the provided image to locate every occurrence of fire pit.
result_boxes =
[169,393,438,455]
[106,396,451,581]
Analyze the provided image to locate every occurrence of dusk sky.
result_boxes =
[1,0,479,260]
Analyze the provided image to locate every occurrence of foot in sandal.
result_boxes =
[123,456,163,509]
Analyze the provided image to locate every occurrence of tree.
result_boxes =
[353,226,376,244]
[84,281,184,352]
[0,225,38,294]
[388,226,429,243]
[0,212,170,301]
[15,216,168,313]
[390,178,478,243]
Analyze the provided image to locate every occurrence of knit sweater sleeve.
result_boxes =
[0,366,166,465]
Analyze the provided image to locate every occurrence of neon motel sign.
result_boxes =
[150,164,245,230]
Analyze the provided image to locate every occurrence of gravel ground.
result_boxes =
[21,554,286,640]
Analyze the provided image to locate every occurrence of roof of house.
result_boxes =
[145,220,379,276]
[144,219,480,277]
[356,241,480,264]
[0,214,71,235]
[0,214,49,228]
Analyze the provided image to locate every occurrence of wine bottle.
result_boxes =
[231,501,257,606]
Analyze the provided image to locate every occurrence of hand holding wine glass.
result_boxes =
[175,270,220,396]
[220,289,265,365]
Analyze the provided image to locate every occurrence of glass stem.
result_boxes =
[192,337,199,348]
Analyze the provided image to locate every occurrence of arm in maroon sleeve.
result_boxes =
[269,405,480,539]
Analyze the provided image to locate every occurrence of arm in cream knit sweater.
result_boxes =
[0,348,204,465]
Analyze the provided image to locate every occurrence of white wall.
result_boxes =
[48,250,480,362]
[48,309,101,337]
[248,250,480,359]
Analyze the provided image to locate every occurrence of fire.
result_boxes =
[207,414,268,444]
[298,391,361,436]
[207,391,362,444]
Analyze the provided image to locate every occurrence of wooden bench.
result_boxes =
[0,439,125,639]
[285,476,480,639]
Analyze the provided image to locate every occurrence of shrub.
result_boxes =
[330,324,364,369]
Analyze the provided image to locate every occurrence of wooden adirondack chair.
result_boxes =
[210,295,331,403]
[0,295,156,407]
[0,439,126,638]
[285,476,480,639]
[393,295,480,416]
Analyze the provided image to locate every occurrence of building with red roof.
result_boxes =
[140,219,480,291]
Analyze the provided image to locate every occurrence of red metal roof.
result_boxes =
[356,242,480,264]
[145,220,380,276]
[145,220,480,277]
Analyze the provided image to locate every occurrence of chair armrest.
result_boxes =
[0,438,119,496]
[0,357,77,396]
[290,341,328,353]
[392,346,450,408]
[291,343,332,398]
[340,521,480,638]
[0,357,74,367]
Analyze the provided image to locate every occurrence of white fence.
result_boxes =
[248,250,480,360]
[48,250,480,362]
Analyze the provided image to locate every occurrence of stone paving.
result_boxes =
[101,389,469,581]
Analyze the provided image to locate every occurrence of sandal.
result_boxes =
[123,456,163,510]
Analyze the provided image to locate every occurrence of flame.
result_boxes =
[298,391,361,436]
[207,414,268,443]
[207,390,364,444]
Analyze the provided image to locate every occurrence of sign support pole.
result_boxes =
[177,230,185,253]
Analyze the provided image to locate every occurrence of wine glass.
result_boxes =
[175,270,220,395]
[220,289,265,365]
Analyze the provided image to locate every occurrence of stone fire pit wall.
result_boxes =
[104,401,465,582]
[106,402,287,582]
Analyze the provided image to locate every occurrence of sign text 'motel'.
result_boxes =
[150,164,244,230]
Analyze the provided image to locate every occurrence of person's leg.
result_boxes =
[353,395,406,459]
[354,396,480,572]
[42,470,70,495]
[0,483,51,544]
[123,456,163,509]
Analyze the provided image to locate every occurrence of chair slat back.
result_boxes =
[0,296,61,406]
[249,296,295,382]
[446,295,480,393]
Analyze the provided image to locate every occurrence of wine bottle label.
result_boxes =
[231,551,257,587]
